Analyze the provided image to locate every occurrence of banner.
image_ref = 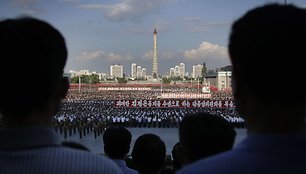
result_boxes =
[160,93,211,99]
[98,87,152,91]
[114,99,235,108]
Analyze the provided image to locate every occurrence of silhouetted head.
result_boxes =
[229,4,306,111]
[103,126,132,159]
[0,17,68,120]
[132,133,166,174]
[179,112,236,164]
[171,142,183,171]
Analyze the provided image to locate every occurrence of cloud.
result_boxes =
[72,50,133,73]
[142,50,177,60]
[184,16,230,32]
[77,3,109,9]
[77,0,175,22]
[75,50,132,63]
[142,50,153,60]
[11,0,46,15]
[107,52,131,61]
[183,42,230,68]
[161,52,178,59]
[75,50,103,61]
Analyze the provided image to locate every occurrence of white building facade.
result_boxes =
[131,63,137,78]
[192,64,203,79]
[110,64,123,78]
[216,71,232,90]
[179,63,185,78]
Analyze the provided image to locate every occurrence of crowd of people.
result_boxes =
[53,89,243,139]
[66,85,233,100]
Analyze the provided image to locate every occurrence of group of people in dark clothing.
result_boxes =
[53,101,244,139]
[53,88,243,140]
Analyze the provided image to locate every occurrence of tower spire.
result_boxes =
[152,28,158,79]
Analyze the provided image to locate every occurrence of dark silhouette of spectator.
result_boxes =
[178,112,236,165]
[0,17,121,173]
[178,4,306,174]
[132,134,166,174]
[62,141,90,151]
[171,142,183,171]
[103,126,137,174]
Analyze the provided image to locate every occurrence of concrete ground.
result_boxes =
[58,128,247,155]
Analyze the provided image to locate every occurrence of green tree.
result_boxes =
[70,74,100,84]
[201,62,207,83]
[116,77,128,83]
[90,74,100,84]
[71,76,79,83]
[162,77,171,84]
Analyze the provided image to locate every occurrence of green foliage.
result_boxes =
[71,76,79,83]
[116,77,128,83]
[201,62,207,83]
[171,76,182,81]
[90,74,100,84]
[70,74,100,84]
[162,77,171,83]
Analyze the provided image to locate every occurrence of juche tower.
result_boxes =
[152,28,158,79]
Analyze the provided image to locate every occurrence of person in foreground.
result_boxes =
[177,3,306,174]
[132,133,166,174]
[0,17,121,174]
[178,112,236,166]
[103,126,137,174]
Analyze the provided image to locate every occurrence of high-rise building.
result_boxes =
[174,65,180,77]
[217,71,232,90]
[142,68,147,79]
[78,70,90,76]
[110,64,123,78]
[152,28,158,79]
[137,65,142,79]
[179,63,185,78]
[192,64,203,79]
[170,68,175,77]
[131,63,137,78]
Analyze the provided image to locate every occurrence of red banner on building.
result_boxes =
[113,99,235,108]
[160,93,211,99]
[98,87,152,91]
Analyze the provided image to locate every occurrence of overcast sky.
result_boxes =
[0,0,305,75]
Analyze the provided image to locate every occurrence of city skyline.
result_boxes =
[0,0,304,74]
[69,62,222,79]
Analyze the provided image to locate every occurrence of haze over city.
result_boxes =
[0,0,304,75]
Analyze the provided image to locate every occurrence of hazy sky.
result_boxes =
[0,0,305,75]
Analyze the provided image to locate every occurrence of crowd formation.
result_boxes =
[54,89,243,139]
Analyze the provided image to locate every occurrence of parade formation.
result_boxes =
[54,84,244,139]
